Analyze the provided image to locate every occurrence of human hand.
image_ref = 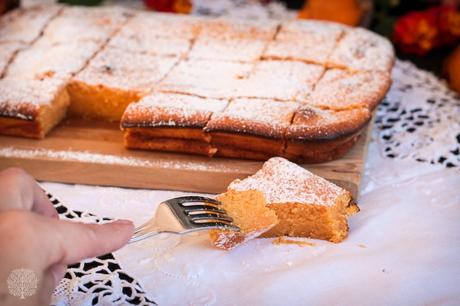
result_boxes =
[0,168,134,306]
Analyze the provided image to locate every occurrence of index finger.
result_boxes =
[40,217,134,265]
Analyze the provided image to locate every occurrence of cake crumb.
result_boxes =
[272,237,316,247]
[358,244,367,248]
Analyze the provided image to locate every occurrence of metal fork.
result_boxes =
[129,196,239,243]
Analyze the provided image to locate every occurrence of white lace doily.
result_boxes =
[376,60,460,168]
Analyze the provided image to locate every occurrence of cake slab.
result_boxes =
[0,117,372,197]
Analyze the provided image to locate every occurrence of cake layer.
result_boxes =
[284,133,361,163]
[209,190,278,250]
[305,69,391,111]
[189,19,278,62]
[69,48,180,121]
[124,131,216,156]
[263,20,345,65]
[0,4,62,44]
[228,157,359,242]
[327,27,394,72]
[0,77,70,138]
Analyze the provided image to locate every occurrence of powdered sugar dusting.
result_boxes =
[229,157,346,206]
[236,61,324,101]
[0,146,235,171]
[7,40,102,81]
[207,98,298,137]
[123,92,228,127]
[75,47,179,90]
[158,59,252,99]
[306,69,390,111]
[0,77,67,119]
[189,19,278,62]
[328,28,394,72]
[0,42,24,75]
[0,4,61,44]
[264,20,345,64]
[41,6,130,44]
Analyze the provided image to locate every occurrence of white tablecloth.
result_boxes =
[42,59,460,306]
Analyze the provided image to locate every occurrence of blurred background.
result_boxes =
[2,0,459,94]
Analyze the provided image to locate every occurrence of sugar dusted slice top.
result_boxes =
[0,42,24,76]
[328,28,394,72]
[306,69,391,111]
[263,20,345,64]
[237,60,324,101]
[205,98,298,139]
[107,13,193,57]
[0,4,62,44]
[287,105,371,141]
[121,12,202,40]
[229,157,348,208]
[121,92,228,128]
[0,76,68,120]
[7,40,101,81]
[158,59,252,99]
[189,19,279,62]
[73,47,179,92]
[41,6,131,44]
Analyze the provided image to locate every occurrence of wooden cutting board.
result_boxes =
[0,118,372,197]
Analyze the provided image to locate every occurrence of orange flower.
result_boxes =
[393,6,460,55]
[144,0,192,14]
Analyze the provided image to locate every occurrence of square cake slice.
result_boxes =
[107,13,194,57]
[305,69,391,111]
[285,105,371,162]
[0,76,70,138]
[205,98,298,159]
[0,42,24,77]
[228,157,359,243]
[0,4,62,44]
[189,19,278,62]
[209,190,279,250]
[121,92,228,156]
[41,6,131,44]
[236,60,324,101]
[157,59,252,99]
[263,20,345,65]
[68,48,179,121]
[327,28,394,72]
[6,39,101,81]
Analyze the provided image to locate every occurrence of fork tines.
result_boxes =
[169,196,239,231]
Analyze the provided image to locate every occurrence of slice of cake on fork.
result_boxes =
[210,157,359,249]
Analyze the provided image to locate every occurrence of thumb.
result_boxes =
[42,218,134,266]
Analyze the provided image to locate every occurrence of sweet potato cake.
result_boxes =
[227,157,359,243]
[0,4,394,162]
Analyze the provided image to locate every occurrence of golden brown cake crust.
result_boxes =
[286,106,371,141]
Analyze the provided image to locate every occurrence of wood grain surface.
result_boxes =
[0,118,373,197]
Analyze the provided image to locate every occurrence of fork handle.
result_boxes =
[129,230,179,244]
